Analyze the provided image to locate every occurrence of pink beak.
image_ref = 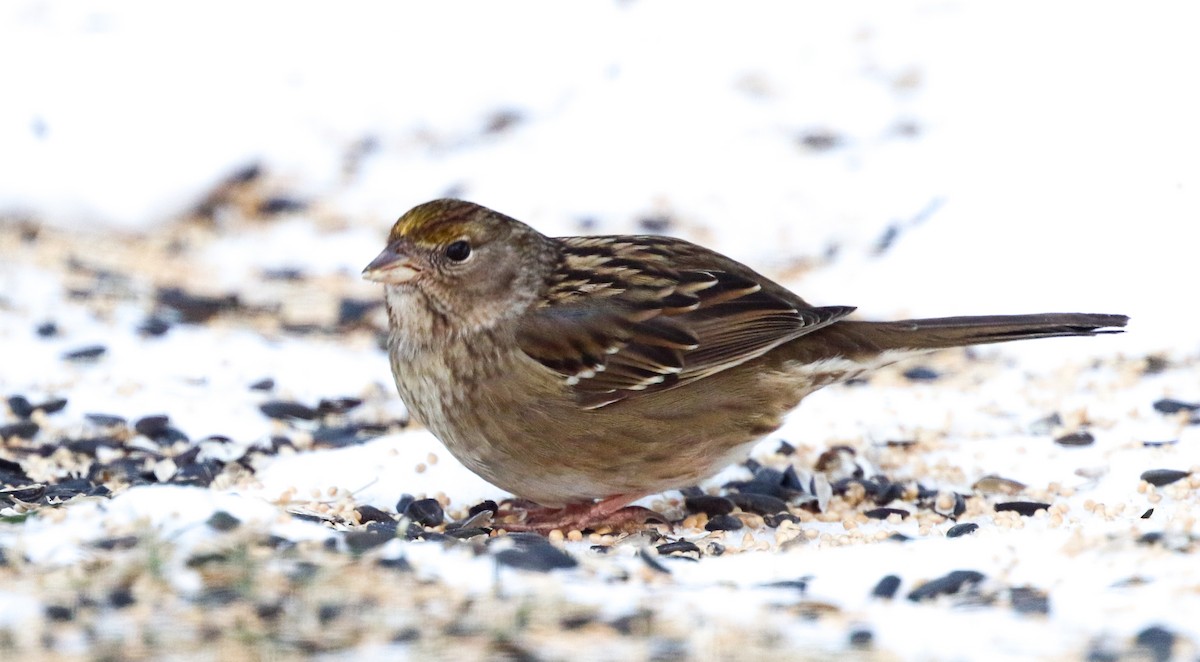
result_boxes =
[362,242,421,284]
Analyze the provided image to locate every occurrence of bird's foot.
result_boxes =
[497,495,666,534]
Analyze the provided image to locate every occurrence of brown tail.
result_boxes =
[808,313,1128,357]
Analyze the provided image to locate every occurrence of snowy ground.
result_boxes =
[2,2,1199,660]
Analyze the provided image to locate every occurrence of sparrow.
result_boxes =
[363,199,1127,532]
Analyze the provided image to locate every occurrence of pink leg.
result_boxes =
[498,494,667,534]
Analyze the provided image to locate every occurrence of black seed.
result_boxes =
[994,501,1051,517]
[684,495,735,517]
[1028,412,1062,435]
[902,366,939,381]
[1142,440,1178,448]
[763,512,801,527]
[156,287,239,324]
[138,316,172,337]
[656,541,700,556]
[355,505,394,524]
[338,298,379,326]
[704,514,743,532]
[1140,469,1189,487]
[311,425,369,448]
[775,440,795,455]
[256,602,283,621]
[391,627,420,643]
[317,603,343,625]
[207,511,241,531]
[85,413,126,427]
[468,500,498,517]
[872,575,901,599]
[849,629,874,648]
[7,484,45,502]
[66,437,121,454]
[316,397,363,416]
[42,479,110,502]
[377,556,413,571]
[1135,625,1176,662]
[404,498,444,528]
[637,215,672,233]
[108,588,136,609]
[445,527,490,540]
[946,523,979,538]
[134,415,171,437]
[798,129,843,151]
[395,494,414,514]
[249,378,275,391]
[36,398,67,414]
[0,421,39,440]
[1009,587,1050,615]
[259,196,306,215]
[63,345,106,361]
[344,527,395,553]
[1141,509,1154,519]
[259,401,319,421]
[36,321,58,337]
[885,439,918,448]
[639,549,671,574]
[7,395,34,418]
[1054,430,1095,446]
[173,460,222,487]
[907,570,985,602]
[1136,531,1163,545]
[262,267,305,281]
[45,605,74,622]
[781,465,806,492]
[0,458,32,486]
[864,507,909,520]
[1152,398,1199,414]
[493,535,578,572]
[762,578,810,591]
[728,493,788,516]
[90,536,139,551]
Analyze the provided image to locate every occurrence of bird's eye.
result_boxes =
[444,240,472,262]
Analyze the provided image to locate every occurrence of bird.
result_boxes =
[362,199,1127,533]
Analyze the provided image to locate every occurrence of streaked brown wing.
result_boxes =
[516,237,854,408]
